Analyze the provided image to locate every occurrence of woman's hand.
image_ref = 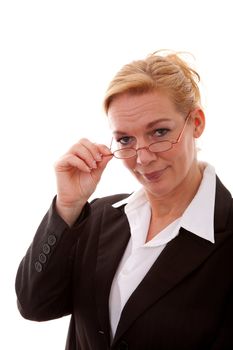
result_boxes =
[54,138,113,226]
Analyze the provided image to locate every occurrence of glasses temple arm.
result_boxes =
[175,113,191,144]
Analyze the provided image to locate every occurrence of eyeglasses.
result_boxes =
[108,113,191,159]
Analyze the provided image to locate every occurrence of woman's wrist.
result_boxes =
[55,198,86,227]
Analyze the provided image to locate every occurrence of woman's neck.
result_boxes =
[146,162,203,221]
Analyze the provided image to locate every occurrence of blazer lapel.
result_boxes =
[95,203,130,342]
[113,229,216,343]
[113,176,233,344]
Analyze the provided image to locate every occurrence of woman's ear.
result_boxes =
[192,109,205,138]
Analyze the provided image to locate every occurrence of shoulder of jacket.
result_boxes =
[90,193,130,207]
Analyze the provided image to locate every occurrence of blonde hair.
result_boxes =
[103,50,201,115]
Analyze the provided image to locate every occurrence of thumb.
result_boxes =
[97,152,113,172]
[90,151,113,183]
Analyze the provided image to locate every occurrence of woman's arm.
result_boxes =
[15,139,112,321]
[15,197,90,321]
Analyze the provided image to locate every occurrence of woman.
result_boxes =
[16,51,233,350]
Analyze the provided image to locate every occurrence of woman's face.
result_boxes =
[108,90,204,201]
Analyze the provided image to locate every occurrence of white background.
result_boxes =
[1,0,233,349]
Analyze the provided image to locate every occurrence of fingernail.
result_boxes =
[92,160,97,168]
[96,153,102,161]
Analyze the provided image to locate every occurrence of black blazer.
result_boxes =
[16,176,233,350]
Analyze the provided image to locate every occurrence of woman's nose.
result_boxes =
[136,146,158,165]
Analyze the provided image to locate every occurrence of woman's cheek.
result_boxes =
[122,158,135,171]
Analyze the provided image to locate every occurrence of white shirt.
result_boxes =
[109,163,216,338]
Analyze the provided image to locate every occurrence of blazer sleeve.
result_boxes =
[15,197,90,322]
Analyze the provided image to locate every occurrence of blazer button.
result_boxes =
[39,253,47,264]
[48,234,56,246]
[117,341,128,350]
[42,243,51,254]
[35,261,42,272]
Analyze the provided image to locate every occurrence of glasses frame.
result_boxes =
[107,112,191,159]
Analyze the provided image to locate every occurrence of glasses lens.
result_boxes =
[113,148,136,159]
[149,141,172,153]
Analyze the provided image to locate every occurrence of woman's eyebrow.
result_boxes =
[145,118,173,129]
[112,118,174,136]
[112,130,128,136]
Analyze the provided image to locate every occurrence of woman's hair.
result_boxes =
[103,50,201,115]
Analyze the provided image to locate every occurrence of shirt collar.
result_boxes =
[112,163,216,244]
[180,163,216,243]
[112,187,146,210]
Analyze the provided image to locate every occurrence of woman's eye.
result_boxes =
[153,128,170,137]
[117,136,133,145]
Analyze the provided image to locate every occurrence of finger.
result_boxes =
[69,139,106,168]
[55,154,91,173]
[78,139,114,162]
[95,144,113,159]
[68,142,98,170]
[90,144,113,172]
[89,147,113,179]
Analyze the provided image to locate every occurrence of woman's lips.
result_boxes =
[139,167,168,181]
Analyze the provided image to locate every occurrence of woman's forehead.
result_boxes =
[108,92,181,132]
[107,91,177,119]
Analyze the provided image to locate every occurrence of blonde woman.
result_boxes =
[16,51,233,350]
